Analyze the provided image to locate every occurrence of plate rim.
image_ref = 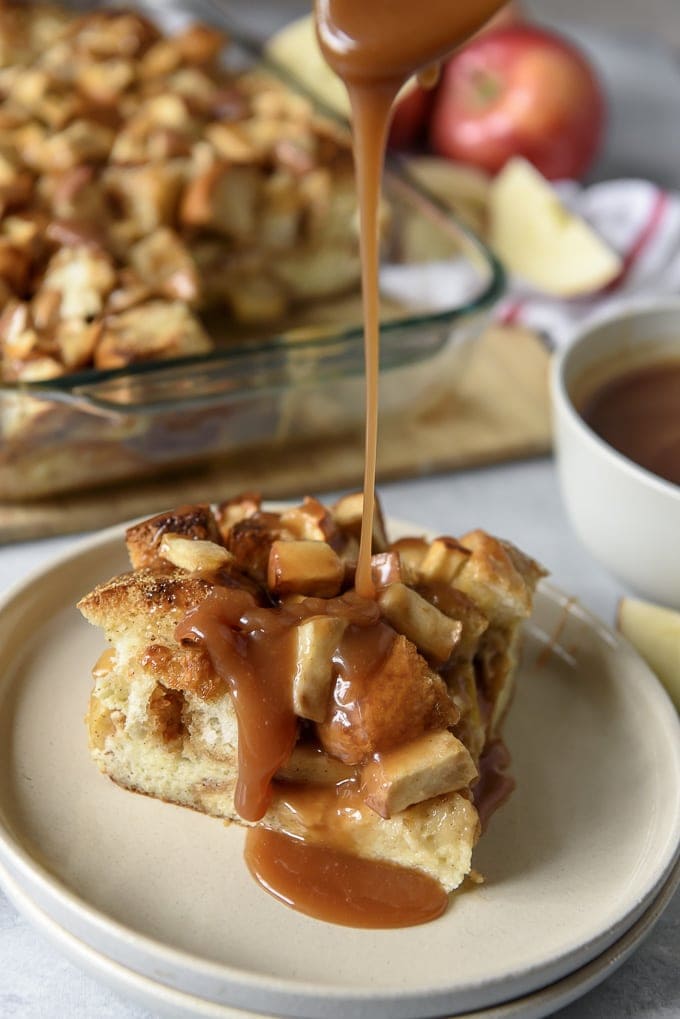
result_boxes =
[0,520,679,1018]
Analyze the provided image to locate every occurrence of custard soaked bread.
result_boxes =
[78,495,544,896]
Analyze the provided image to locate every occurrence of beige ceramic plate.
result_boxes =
[0,522,679,1019]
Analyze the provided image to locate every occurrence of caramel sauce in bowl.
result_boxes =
[580,360,680,487]
[552,299,680,607]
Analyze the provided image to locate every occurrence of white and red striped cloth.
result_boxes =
[496,178,680,346]
[379,177,680,347]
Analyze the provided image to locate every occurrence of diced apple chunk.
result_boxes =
[378,582,462,662]
[277,745,355,785]
[362,731,478,818]
[390,536,429,575]
[159,534,235,573]
[332,491,388,552]
[617,597,680,710]
[292,615,347,721]
[267,539,344,597]
[280,496,339,543]
[371,551,408,590]
[489,157,622,297]
[418,536,471,585]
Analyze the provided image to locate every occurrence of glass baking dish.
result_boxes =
[0,0,505,502]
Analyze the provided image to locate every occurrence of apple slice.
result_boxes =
[265,14,351,118]
[405,156,491,235]
[617,597,680,711]
[489,157,622,297]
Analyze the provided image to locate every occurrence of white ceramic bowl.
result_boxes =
[551,299,680,607]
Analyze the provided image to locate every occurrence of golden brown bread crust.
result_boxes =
[141,643,224,701]
[225,513,284,584]
[455,529,547,625]
[78,565,215,628]
[124,504,221,570]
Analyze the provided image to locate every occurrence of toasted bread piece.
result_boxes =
[316,634,458,764]
[215,492,262,537]
[455,530,546,626]
[125,504,221,569]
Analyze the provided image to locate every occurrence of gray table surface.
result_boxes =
[3,2,680,1017]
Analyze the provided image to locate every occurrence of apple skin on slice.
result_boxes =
[489,157,622,297]
[617,597,680,711]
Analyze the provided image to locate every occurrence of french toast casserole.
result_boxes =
[0,2,368,498]
[78,493,545,922]
[0,2,359,384]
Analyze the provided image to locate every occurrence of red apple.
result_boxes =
[388,83,433,150]
[429,24,606,180]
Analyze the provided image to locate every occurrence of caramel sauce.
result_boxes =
[176,587,298,820]
[326,619,395,708]
[175,588,389,821]
[246,780,446,926]
[245,828,447,928]
[580,360,680,487]
[473,739,516,832]
[176,0,508,926]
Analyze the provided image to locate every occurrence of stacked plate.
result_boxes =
[1,524,679,1019]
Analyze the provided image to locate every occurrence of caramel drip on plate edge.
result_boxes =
[175,0,509,927]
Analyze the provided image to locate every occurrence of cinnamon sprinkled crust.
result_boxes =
[78,493,546,891]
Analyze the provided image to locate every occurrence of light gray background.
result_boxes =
[529,0,680,45]
[231,0,680,40]
[2,2,680,1018]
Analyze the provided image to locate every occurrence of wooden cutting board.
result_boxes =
[0,326,551,543]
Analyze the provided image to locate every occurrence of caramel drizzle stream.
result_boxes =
[350,81,400,599]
